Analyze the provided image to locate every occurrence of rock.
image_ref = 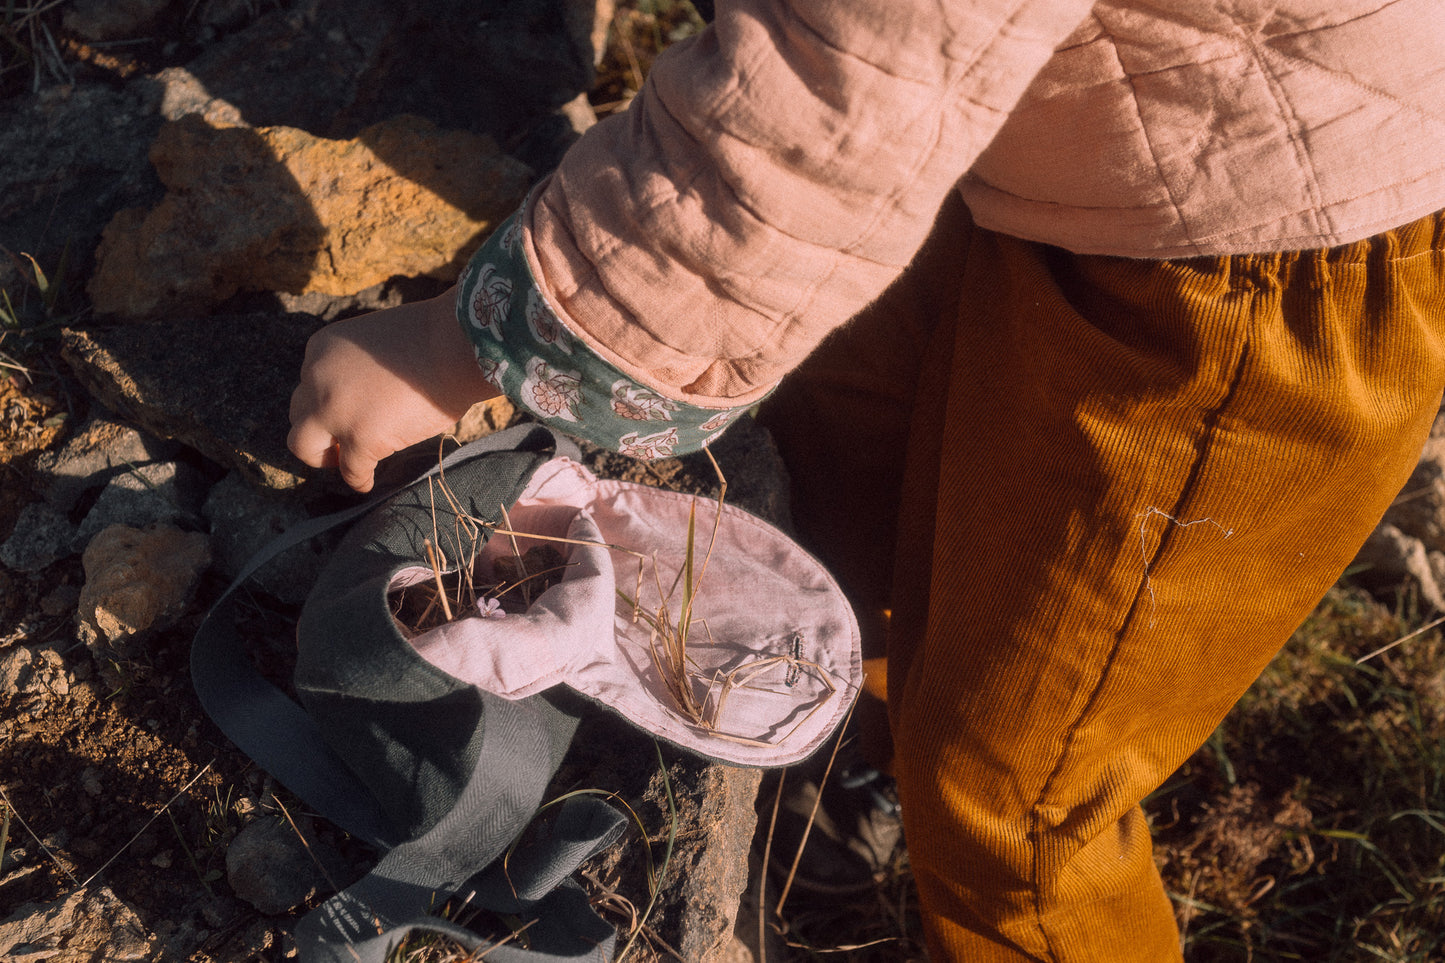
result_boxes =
[270,279,408,323]
[178,0,597,140]
[453,396,520,444]
[0,82,164,295]
[226,818,339,915]
[0,1,591,304]
[468,0,599,112]
[61,313,327,490]
[1381,433,1445,555]
[557,709,763,962]
[203,472,326,605]
[88,113,532,320]
[193,0,256,33]
[581,413,795,531]
[32,414,183,513]
[81,766,105,797]
[1351,522,1445,612]
[77,523,212,654]
[177,0,398,137]
[651,761,763,960]
[0,646,37,694]
[0,884,156,962]
[0,502,75,573]
[151,65,247,128]
[72,457,208,550]
[39,583,82,617]
[62,0,175,42]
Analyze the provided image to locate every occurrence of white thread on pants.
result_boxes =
[1136,508,1234,627]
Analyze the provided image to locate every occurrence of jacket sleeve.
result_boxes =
[457,0,1096,457]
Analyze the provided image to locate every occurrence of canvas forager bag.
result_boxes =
[192,424,862,962]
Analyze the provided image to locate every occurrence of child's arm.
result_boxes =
[287,286,500,492]
[291,0,1092,490]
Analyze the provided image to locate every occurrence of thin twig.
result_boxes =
[1356,613,1445,664]
[616,742,678,963]
[0,783,78,886]
[757,768,786,963]
[774,699,857,915]
[423,540,454,622]
[78,760,214,890]
[273,794,351,907]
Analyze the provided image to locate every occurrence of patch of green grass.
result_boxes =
[0,0,73,95]
[1,244,81,381]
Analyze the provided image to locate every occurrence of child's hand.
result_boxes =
[287,287,500,492]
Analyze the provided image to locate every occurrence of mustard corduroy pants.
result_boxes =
[761,196,1445,961]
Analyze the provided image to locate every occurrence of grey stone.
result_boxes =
[650,761,763,961]
[73,459,208,550]
[178,0,595,142]
[271,280,406,323]
[178,0,398,137]
[556,710,763,962]
[0,646,38,694]
[1352,522,1445,612]
[32,414,181,513]
[1382,435,1445,555]
[226,818,338,915]
[0,884,156,962]
[151,65,247,127]
[61,314,327,491]
[204,472,326,605]
[0,82,164,298]
[0,502,76,573]
[62,0,174,42]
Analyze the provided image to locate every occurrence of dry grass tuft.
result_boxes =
[0,0,73,95]
[1152,585,1445,962]
[590,0,706,117]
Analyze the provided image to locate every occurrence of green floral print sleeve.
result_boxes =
[454,208,755,459]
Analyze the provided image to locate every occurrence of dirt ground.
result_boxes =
[0,366,307,956]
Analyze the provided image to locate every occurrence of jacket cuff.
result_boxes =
[455,208,756,459]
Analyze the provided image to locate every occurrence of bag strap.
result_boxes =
[191,425,623,962]
[191,425,580,843]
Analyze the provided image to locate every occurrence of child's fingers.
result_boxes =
[334,445,378,493]
[287,420,376,491]
[286,418,338,469]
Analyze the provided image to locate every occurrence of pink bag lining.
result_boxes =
[397,457,862,767]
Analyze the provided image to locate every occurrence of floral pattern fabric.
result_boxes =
[456,208,753,459]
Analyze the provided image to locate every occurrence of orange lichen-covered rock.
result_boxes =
[88,114,532,320]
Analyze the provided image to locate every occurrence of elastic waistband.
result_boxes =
[1232,208,1445,272]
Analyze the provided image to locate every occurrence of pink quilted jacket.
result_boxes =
[518,0,1445,410]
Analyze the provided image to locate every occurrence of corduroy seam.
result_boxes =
[1023,310,1257,962]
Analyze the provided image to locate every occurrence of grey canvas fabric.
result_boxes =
[193,426,624,962]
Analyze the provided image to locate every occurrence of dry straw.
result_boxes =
[389,442,843,748]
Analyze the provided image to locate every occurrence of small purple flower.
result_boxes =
[478,597,507,620]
